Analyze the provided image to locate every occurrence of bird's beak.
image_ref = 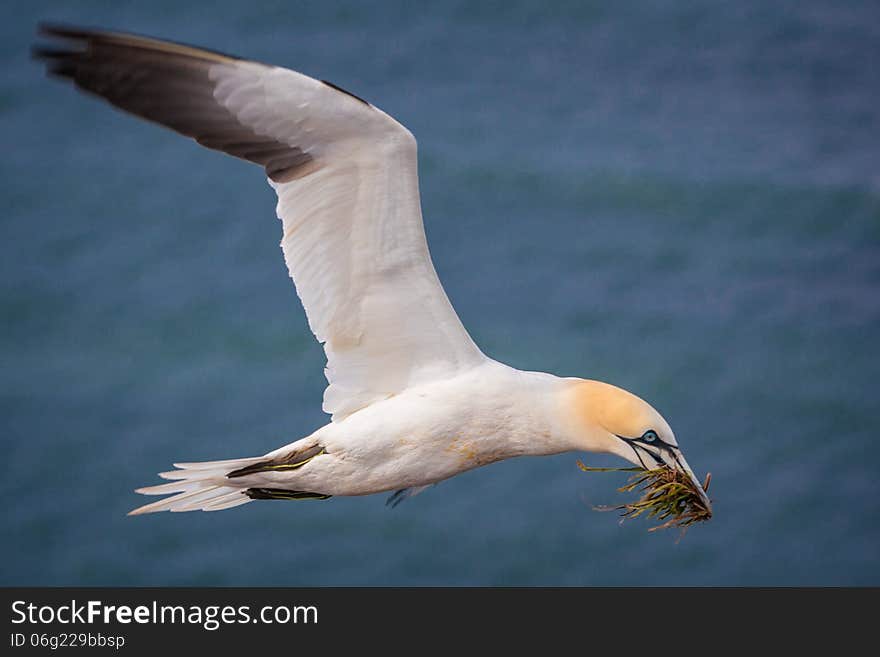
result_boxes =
[621,440,712,512]
[665,448,712,512]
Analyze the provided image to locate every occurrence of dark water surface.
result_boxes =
[3,1,878,585]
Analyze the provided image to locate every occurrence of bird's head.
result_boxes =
[561,379,711,510]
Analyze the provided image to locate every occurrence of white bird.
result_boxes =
[34,24,711,516]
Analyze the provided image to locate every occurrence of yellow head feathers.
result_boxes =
[563,379,675,453]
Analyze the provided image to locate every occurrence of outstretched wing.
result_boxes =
[35,24,486,420]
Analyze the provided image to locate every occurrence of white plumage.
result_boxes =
[35,25,710,516]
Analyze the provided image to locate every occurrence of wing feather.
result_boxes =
[35,24,486,421]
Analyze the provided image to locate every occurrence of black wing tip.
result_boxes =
[36,21,121,46]
[31,43,80,81]
[32,25,86,78]
[34,20,246,63]
[37,21,94,39]
[30,45,69,61]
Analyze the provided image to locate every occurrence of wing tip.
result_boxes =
[37,21,93,40]
[34,20,245,63]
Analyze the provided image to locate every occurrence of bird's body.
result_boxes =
[34,24,711,516]
[251,362,565,497]
[134,361,575,512]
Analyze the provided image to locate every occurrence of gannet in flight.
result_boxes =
[34,24,711,516]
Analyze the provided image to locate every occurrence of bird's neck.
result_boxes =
[480,369,605,458]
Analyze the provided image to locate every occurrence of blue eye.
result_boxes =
[642,430,658,443]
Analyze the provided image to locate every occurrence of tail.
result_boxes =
[128,456,265,515]
[128,441,330,515]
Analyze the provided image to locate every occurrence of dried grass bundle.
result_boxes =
[578,461,713,536]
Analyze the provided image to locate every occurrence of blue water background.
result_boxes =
[2,1,879,585]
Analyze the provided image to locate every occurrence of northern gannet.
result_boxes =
[34,24,711,516]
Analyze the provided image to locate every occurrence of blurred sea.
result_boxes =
[2,1,878,585]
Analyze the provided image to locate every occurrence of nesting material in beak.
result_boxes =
[578,461,713,536]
